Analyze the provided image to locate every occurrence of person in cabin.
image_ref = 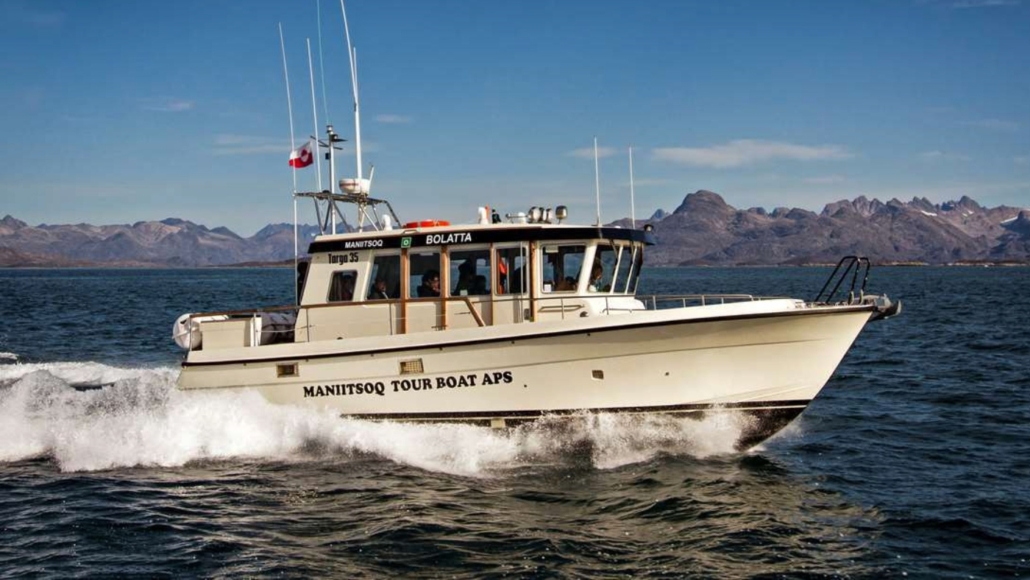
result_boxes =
[509,266,525,294]
[330,272,356,302]
[418,270,441,297]
[472,275,488,296]
[368,278,389,300]
[340,274,355,301]
[454,261,476,295]
[588,263,604,292]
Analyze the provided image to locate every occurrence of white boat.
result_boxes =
[174,197,899,448]
[172,5,899,450]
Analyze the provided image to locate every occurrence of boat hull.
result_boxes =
[178,302,875,449]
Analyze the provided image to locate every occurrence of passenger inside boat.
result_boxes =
[542,245,585,293]
[418,270,441,297]
[472,275,488,295]
[368,278,390,300]
[328,271,356,302]
[454,261,476,295]
[369,254,401,300]
[589,263,604,292]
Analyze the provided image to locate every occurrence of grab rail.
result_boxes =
[812,256,871,305]
[640,294,758,311]
[183,292,791,351]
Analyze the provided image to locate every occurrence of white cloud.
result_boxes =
[567,146,618,159]
[803,175,846,184]
[652,139,853,168]
[213,134,286,155]
[962,118,1020,132]
[141,97,194,112]
[951,0,1019,8]
[375,114,411,124]
[919,150,971,162]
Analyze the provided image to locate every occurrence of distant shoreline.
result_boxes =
[2,260,1027,270]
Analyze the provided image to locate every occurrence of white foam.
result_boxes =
[0,362,744,475]
[0,352,18,362]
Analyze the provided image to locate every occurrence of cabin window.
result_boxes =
[368,254,400,299]
[590,245,618,293]
[627,247,644,293]
[296,260,310,305]
[495,245,528,295]
[410,251,441,298]
[614,245,634,294]
[327,270,358,302]
[542,245,585,293]
[449,249,491,296]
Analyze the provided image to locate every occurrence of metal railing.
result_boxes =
[184,291,786,351]
[812,256,871,305]
[639,293,760,310]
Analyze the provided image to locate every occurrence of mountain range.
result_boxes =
[2,192,1029,267]
[624,191,1030,266]
[0,216,324,267]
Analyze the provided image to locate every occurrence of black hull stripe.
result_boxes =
[182,304,874,368]
[339,402,809,451]
[342,399,810,421]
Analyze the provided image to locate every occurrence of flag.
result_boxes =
[288,140,314,169]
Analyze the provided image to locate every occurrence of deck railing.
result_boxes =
[183,292,786,351]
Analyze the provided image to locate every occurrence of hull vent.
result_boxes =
[400,359,424,375]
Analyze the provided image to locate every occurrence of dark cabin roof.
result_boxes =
[308,224,655,254]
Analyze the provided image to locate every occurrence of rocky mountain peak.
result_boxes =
[673,190,733,216]
[1005,210,1030,237]
[648,209,669,221]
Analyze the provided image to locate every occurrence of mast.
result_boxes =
[278,23,298,194]
[341,0,363,185]
[327,123,341,233]
[593,137,602,226]
[306,39,323,193]
[629,146,636,230]
[338,0,376,231]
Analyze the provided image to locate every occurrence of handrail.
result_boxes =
[185,291,798,351]
[813,256,871,305]
[190,292,774,322]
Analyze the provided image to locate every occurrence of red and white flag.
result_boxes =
[288,140,314,169]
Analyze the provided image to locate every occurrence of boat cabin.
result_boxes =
[174,201,658,352]
[290,220,655,342]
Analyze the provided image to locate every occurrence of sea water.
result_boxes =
[1,267,1027,578]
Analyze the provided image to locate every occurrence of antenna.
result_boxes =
[315,0,331,124]
[628,146,636,230]
[594,137,602,226]
[306,39,323,193]
[341,0,363,184]
[278,23,298,194]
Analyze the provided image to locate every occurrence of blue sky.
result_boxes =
[1,0,1028,235]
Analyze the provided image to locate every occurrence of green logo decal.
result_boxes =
[401,237,412,248]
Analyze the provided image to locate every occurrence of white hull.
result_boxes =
[179,300,875,448]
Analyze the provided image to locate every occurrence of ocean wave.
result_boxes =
[0,362,745,475]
